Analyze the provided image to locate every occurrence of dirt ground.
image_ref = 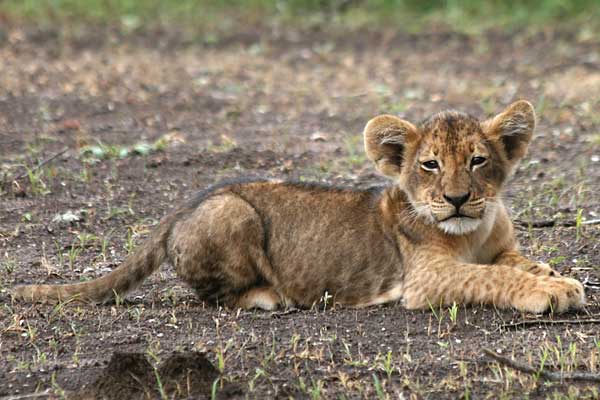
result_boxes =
[1,25,599,399]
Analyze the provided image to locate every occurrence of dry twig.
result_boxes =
[516,218,600,228]
[483,348,600,383]
[13,147,69,181]
[0,390,52,400]
[502,318,600,329]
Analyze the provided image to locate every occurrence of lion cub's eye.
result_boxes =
[421,160,439,171]
[470,156,487,168]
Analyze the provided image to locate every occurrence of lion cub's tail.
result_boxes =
[12,212,179,304]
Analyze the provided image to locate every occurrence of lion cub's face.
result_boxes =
[364,100,536,235]
[409,112,496,234]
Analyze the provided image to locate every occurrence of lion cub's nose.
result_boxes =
[443,192,471,210]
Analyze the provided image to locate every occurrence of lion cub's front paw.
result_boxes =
[512,276,585,314]
[522,262,561,277]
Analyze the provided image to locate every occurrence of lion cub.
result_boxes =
[13,100,585,313]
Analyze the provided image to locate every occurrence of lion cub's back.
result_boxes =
[227,181,404,305]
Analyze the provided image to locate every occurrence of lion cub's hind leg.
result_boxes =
[168,194,278,309]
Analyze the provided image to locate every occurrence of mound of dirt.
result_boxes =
[158,352,219,396]
[73,351,228,400]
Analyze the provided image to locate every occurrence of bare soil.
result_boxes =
[1,26,599,399]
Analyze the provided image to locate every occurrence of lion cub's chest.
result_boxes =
[456,211,499,264]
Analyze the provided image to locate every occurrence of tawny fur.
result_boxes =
[12,100,586,314]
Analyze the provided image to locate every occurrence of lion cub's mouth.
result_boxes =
[438,213,476,222]
[432,209,483,223]
[429,202,487,235]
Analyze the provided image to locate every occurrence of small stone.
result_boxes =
[310,132,328,142]
[62,119,81,130]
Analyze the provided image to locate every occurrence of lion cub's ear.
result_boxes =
[363,115,418,177]
[483,100,536,163]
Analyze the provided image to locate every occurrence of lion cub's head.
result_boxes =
[364,100,535,235]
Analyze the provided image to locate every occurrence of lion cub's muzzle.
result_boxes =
[430,193,486,222]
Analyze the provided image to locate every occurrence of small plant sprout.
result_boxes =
[310,379,323,400]
[128,306,143,323]
[153,367,168,400]
[290,333,301,352]
[33,348,48,367]
[321,291,333,311]
[342,339,353,365]
[169,309,177,325]
[146,345,168,398]
[575,208,584,241]
[53,240,65,268]
[215,339,233,373]
[113,290,124,307]
[372,374,386,400]
[555,335,565,372]
[100,230,113,262]
[49,298,75,323]
[2,256,16,274]
[77,232,97,248]
[535,347,549,382]
[67,243,81,270]
[427,298,447,336]
[49,338,59,359]
[297,377,307,394]
[125,227,136,254]
[216,347,225,373]
[51,371,66,398]
[25,166,50,195]
[211,378,220,400]
[260,332,277,368]
[383,350,394,379]
[248,368,266,392]
[146,341,162,364]
[568,342,577,370]
[448,301,459,324]
[459,361,470,400]
[79,163,91,182]
[71,349,80,366]
[24,320,37,343]
[127,193,136,215]
[549,255,566,266]
[427,298,443,323]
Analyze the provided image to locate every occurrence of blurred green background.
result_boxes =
[1,0,599,34]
